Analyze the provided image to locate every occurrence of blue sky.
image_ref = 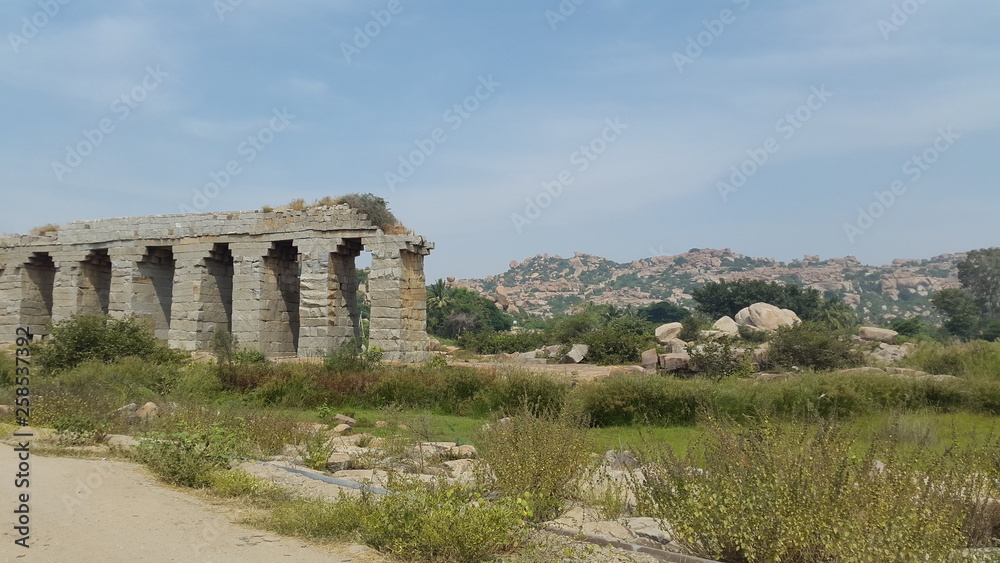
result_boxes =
[1,0,997,282]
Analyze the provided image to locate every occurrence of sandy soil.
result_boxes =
[0,443,382,563]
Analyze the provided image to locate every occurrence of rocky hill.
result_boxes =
[451,248,965,323]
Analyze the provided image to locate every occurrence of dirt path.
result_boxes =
[0,443,382,563]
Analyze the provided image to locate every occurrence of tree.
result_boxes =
[931,288,982,340]
[814,297,859,331]
[638,301,691,324]
[957,248,1000,318]
[427,279,450,311]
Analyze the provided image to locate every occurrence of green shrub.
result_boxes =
[687,338,754,380]
[902,340,1000,380]
[206,469,289,503]
[582,325,652,365]
[475,408,594,521]
[470,370,570,416]
[324,339,384,373]
[258,482,526,561]
[633,419,969,562]
[360,478,527,561]
[764,322,868,371]
[133,423,240,487]
[0,351,16,387]
[332,193,399,231]
[679,313,710,342]
[574,375,707,426]
[299,430,336,471]
[737,324,771,344]
[35,315,184,373]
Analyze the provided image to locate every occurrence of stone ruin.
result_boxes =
[0,206,433,362]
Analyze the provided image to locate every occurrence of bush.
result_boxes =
[633,419,969,562]
[764,322,868,371]
[35,315,184,373]
[470,370,570,417]
[258,481,526,561]
[678,313,710,342]
[324,339,384,374]
[687,338,754,380]
[901,340,1000,380]
[475,408,594,521]
[133,423,240,487]
[0,351,17,387]
[360,478,527,561]
[332,193,399,231]
[582,327,650,365]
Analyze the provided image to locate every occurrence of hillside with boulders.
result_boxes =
[450,248,964,323]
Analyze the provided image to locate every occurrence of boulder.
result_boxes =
[699,330,725,340]
[374,420,389,428]
[448,445,478,459]
[654,322,684,344]
[713,316,739,334]
[334,414,357,425]
[332,423,352,433]
[558,344,589,364]
[134,402,159,422]
[543,344,563,358]
[442,345,461,355]
[735,303,800,331]
[664,338,688,354]
[428,338,441,352]
[326,452,353,472]
[604,450,638,470]
[859,327,899,344]
[658,352,691,372]
[641,348,659,371]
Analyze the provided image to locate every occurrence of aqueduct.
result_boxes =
[0,206,433,362]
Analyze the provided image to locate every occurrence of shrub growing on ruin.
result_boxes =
[332,193,399,231]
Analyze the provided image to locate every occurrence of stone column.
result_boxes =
[107,245,144,319]
[167,243,218,352]
[295,242,334,357]
[50,249,91,322]
[229,242,270,353]
[0,254,26,338]
[295,238,362,358]
[367,237,431,363]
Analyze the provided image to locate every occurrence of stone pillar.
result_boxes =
[168,243,227,352]
[295,238,362,357]
[0,255,26,337]
[107,245,144,319]
[229,242,269,353]
[367,237,431,363]
[19,252,56,337]
[50,249,93,322]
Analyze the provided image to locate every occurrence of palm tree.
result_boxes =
[816,297,858,331]
[427,279,450,310]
